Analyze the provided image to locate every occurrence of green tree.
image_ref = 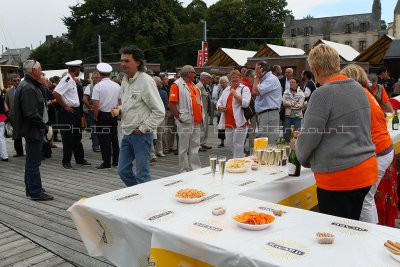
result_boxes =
[381,20,387,30]
[63,0,182,67]
[206,0,290,56]
[30,40,74,70]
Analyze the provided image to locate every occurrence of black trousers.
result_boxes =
[58,108,84,164]
[317,186,371,220]
[14,137,23,155]
[97,111,119,167]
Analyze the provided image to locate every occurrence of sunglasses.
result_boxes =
[13,79,20,82]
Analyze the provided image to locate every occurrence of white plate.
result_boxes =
[226,167,248,173]
[235,219,274,230]
[176,196,205,204]
[388,250,400,262]
[228,158,253,163]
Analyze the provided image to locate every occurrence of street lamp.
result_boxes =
[201,20,207,66]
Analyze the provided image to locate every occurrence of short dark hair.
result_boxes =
[377,66,387,75]
[271,65,281,72]
[302,70,314,80]
[119,45,146,72]
[257,61,270,73]
[291,78,300,85]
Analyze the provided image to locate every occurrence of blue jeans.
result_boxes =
[85,112,99,150]
[283,116,302,143]
[118,132,152,187]
[24,137,44,197]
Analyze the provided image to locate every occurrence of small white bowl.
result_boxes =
[316,233,335,244]
[387,250,400,262]
[235,220,274,230]
[176,196,205,204]
[226,167,248,173]
[233,212,275,231]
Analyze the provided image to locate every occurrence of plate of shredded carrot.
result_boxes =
[233,211,275,230]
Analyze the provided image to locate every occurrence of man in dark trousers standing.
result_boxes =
[53,60,91,169]
[13,60,54,200]
[92,62,121,169]
[5,74,23,157]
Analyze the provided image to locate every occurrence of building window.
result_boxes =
[345,23,352,33]
[291,28,296,37]
[360,22,367,32]
[304,44,309,51]
[304,27,309,36]
[359,41,367,51]
[345,41,352,46]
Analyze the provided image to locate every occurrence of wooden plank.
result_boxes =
[0,234,23,247]
[0,125,230,266]
[10,252,58,267]
[53,262,75,267]
[0,247,49,267]
[0,242,37,260]
[0,239,32,254]
[30,256,67,267]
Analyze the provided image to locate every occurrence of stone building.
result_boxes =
[393,0,400,38]
[282,0,389,52]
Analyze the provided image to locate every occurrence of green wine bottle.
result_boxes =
[392,110,399,131]
[288,147,301,176]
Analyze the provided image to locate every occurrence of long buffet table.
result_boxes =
[68,129,400,267]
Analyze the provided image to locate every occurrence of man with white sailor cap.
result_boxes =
[53,60,91,169]
[91,62,121,169]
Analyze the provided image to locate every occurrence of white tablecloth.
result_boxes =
[68,130,400,267]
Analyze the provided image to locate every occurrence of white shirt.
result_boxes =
[216,84,251,129]
[285,79,290,91]
[92,78,121,112]
[54,73,80,107]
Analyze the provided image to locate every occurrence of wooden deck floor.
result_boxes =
[0,124,231,266]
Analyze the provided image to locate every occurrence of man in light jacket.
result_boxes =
[169,65,202,172]
[115,45,165,186]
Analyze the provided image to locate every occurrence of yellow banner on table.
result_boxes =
[150,248,214,267]
[277,184,318,210]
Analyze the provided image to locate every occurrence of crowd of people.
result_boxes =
[0,44,398,227]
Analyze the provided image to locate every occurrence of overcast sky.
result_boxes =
[0,0,396,50]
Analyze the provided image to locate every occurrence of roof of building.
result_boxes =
[283,13,379,37]
[206,48,257,67]
[310,39,360,61]
[396,0,400,13]
[254,44,305,57]
[384,39,400,59]
[354,34,395,64]
[0,47,31,65]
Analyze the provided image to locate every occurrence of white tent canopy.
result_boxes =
[206,48,257,67]
[313,40,360,62]
[221,48,257,66]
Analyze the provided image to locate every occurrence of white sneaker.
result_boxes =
[157,153,166,157]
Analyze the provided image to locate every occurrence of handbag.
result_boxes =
[240,86,256,120]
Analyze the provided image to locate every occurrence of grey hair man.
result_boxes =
[169,65,202,172]
[368,73,393,113]
[13,60,54,201]
[82,71,101,152]
[196,71,212,151]
[279,67,294,94]
[5,74,23,156]
[153,76,169,158]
